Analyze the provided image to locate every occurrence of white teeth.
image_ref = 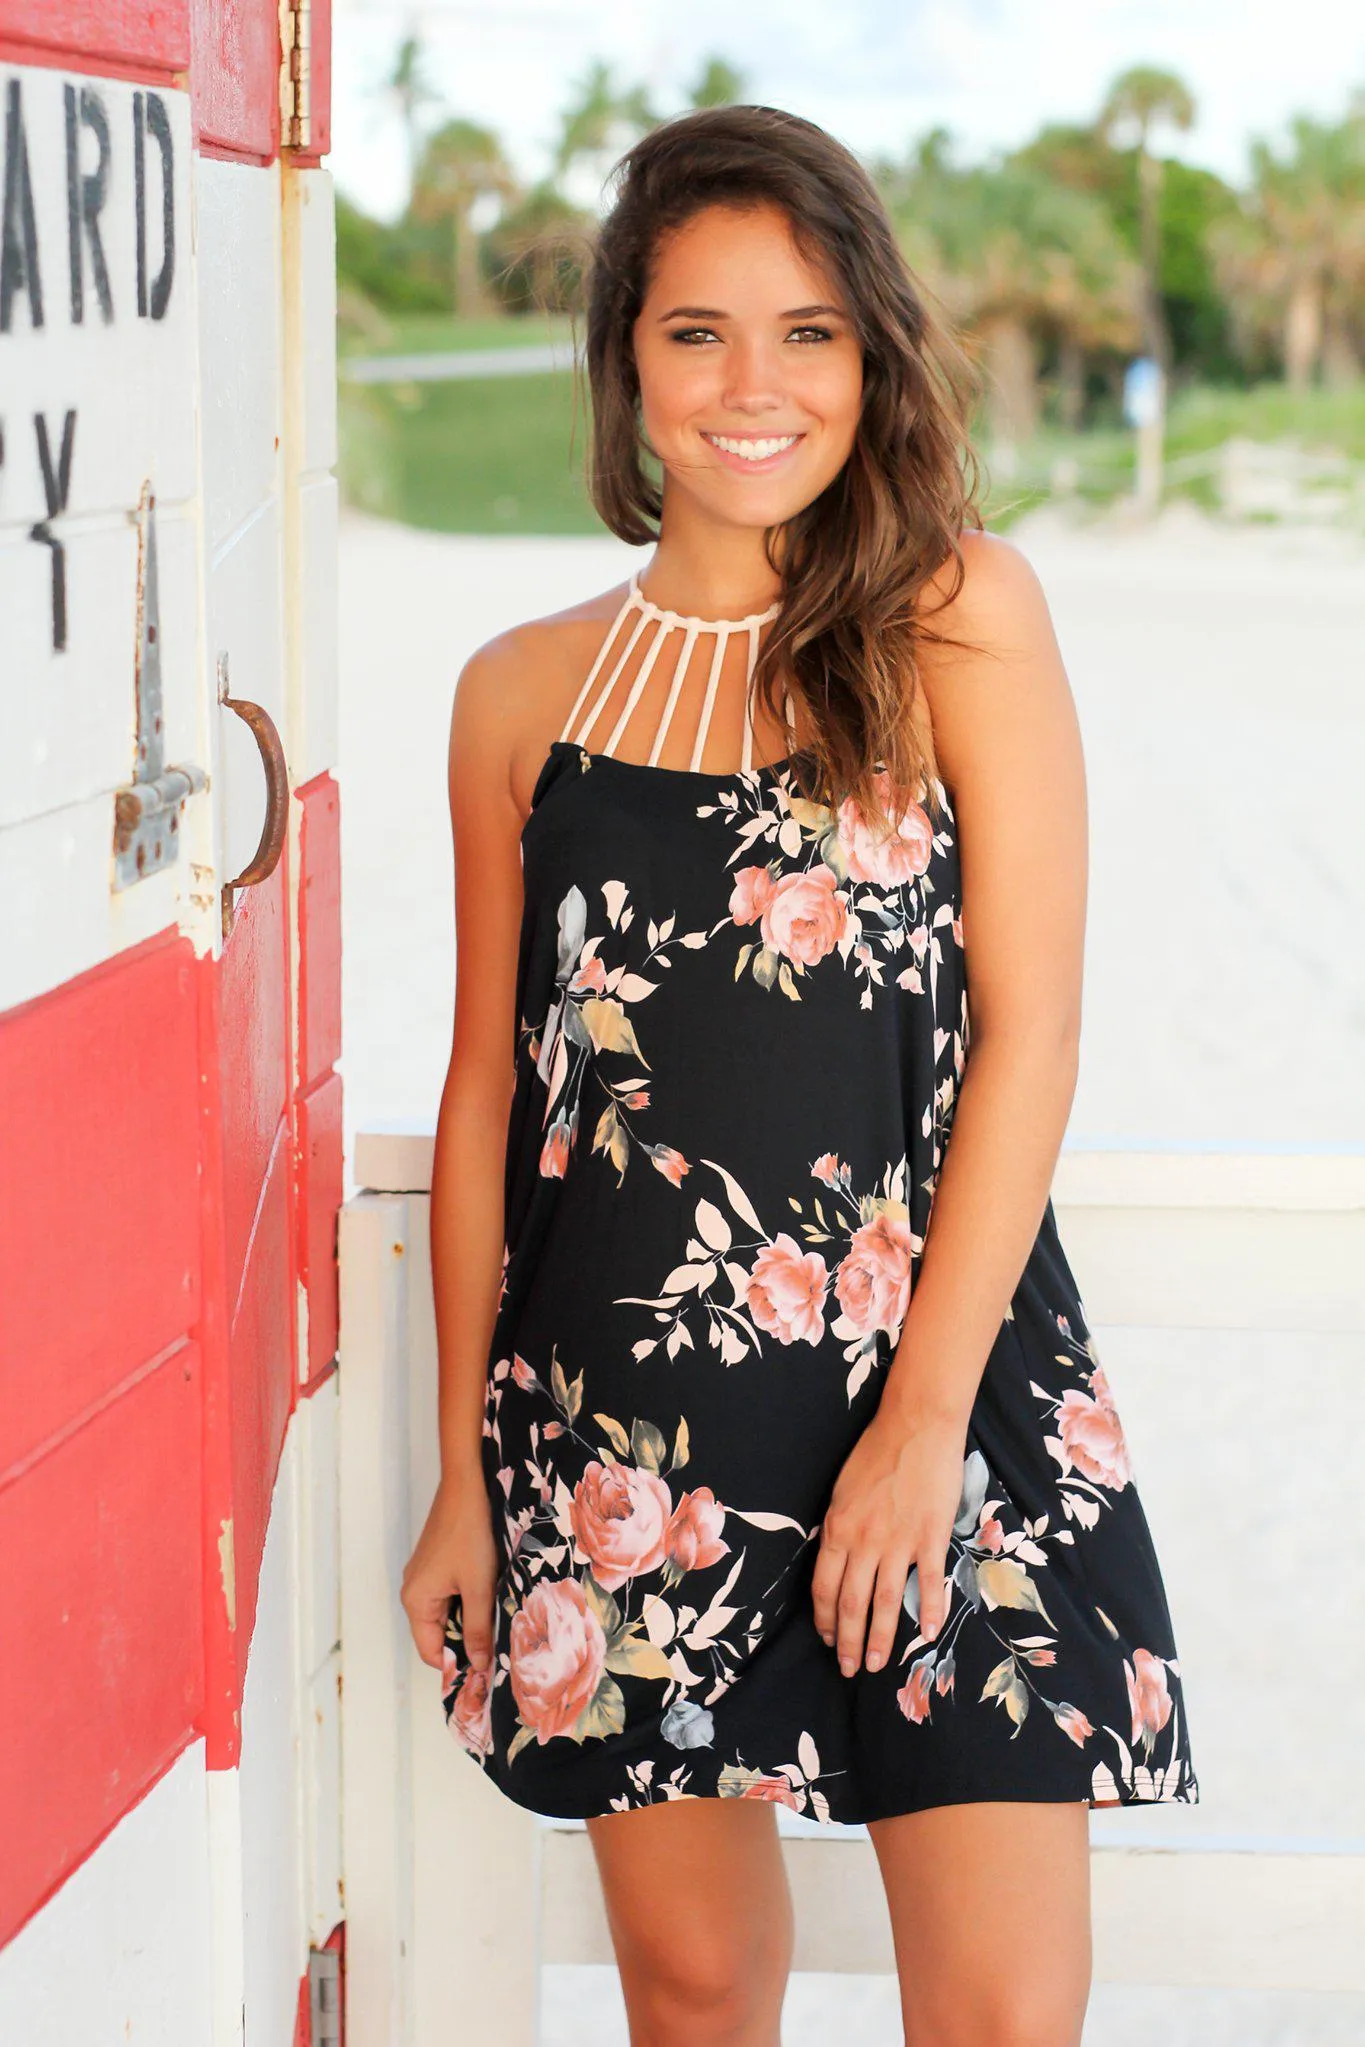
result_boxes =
[704,433,799,461]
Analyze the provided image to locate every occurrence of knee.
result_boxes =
[623,1924,789,2045]
[907,1987,1087,2047]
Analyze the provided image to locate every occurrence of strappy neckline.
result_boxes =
[627,567,782,631]
[557,567,792,776]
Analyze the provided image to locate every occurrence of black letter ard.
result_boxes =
[31,411,77,654]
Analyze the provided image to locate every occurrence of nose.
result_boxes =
[721,336,787,416]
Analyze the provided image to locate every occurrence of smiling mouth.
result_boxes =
[701,431,804,464]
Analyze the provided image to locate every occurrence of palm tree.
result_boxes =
[881,142,1139,445]
[409,119,518,315]
[553,60,660,202]
[1097,66,1197,376]
[380,32,442,204]
[1213,109,1365,389]
[688,57,747,110]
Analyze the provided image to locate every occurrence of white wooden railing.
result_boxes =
[338,1132,1365,2045]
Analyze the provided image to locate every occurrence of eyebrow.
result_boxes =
[656,303,847,322]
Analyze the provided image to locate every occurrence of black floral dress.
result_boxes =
[441,574,1199,1825]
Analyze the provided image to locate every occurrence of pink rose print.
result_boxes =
[729,865,777,925]
[760,869,849,968]
[832,1209,912,1343]
[836,771,935,885]
[665,1486,731,1573]
[508,1578,607,1744]
[976,1515,1006,1555]
[444,1652,494,1758]
[746,1234,831,1345]
[570,1459,676,1591]
[811,1152,845,1187]
[1126,1649,1173,1749]
[1057,1366,1132,1490]
[740,1775,801,1809]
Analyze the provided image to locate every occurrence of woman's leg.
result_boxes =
[868,1799,1092,2047]
[585,1798,795,2047]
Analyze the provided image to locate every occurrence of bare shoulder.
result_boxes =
[449,577,633,815]
[921,527,1057,660]
[913,527,1073,795]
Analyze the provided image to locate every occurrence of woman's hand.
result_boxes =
[811,1400,968,1676]
[401,1471,499,1673]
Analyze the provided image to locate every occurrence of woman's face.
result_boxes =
[632,201,864,533]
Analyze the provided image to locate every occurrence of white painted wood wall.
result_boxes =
[338,1133,1365,2043]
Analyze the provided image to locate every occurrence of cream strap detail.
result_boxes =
[557,568,795,774]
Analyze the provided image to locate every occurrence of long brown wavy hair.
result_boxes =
[581,103,986,831]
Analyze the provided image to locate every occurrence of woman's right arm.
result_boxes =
[401,633,530,1674]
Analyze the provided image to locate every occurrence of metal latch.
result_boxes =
[308,1945,342,2045]
[113,487,207,890]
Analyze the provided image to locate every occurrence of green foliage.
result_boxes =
[335,192,448,314]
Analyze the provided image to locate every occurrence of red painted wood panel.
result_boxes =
[0,1337,204,1947]
[0,0,189,79]
[297,1070,342,1377]
[200,857,299,1767]
[219,861,290,1311]
[189,0,279,163]
[226,1142,295,1657]
[0,933,201,1476]
[297,773,341,1088]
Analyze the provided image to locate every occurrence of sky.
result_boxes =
[331,0,1365,222]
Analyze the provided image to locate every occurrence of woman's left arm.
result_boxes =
[810,530,1088,1678]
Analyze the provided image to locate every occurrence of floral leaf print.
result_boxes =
[618,1156,916,1403]
[525,879,717,1186]
[1032,1309,1136,1530]
[699,759,960,1011]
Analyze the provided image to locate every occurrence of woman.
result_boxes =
[402,104,1197,2047]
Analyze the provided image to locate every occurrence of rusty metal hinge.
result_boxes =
[279,0,312,151]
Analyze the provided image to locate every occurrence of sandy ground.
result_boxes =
[338,502,1365,1159]
[337,506,1365,2041]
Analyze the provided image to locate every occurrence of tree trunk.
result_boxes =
[980,314,1039,448]
[1056,334,1086,431]
[1322,305,1361,389]
[1138,145,1171,375]
[1284,274,1323,391]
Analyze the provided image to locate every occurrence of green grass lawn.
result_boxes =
[339,371,599,533]
[338,309,580,359]
[338,351,1365,538]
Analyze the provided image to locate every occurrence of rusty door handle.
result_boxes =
[218,655,289,892]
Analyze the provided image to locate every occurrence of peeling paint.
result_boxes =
[218,1516,237,1631]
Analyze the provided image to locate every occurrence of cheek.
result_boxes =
[802,355,863,436]
[637,347,717,437]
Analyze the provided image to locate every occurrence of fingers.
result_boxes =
[813,1522,949,1677]
[916,1548,948,1643]
[402,1573,495,1674]
[863,1549,914,1672]
[810,1516,849,1649]
[833,1549,879,1676]
[459,1582,496,1672]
